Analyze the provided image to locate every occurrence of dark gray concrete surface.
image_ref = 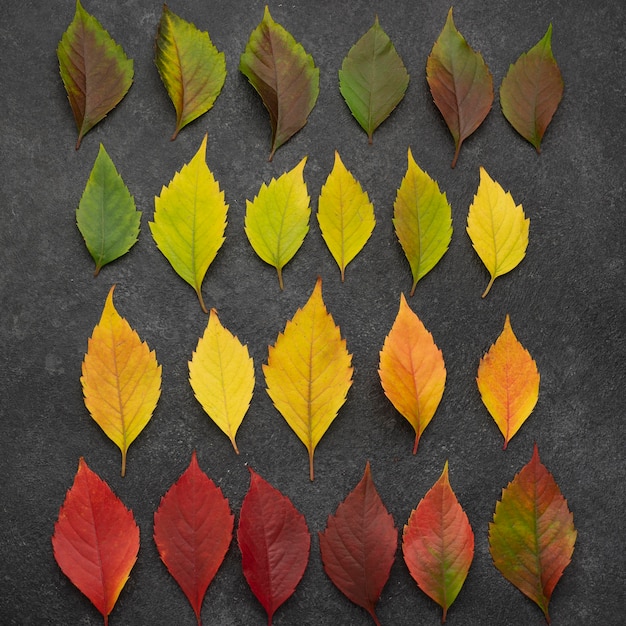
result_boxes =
[1,0,625,624]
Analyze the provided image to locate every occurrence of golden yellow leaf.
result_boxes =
[263,278,353,480]
[317,151,375,281]
[379,293,446,453]
[477,315,540,449]
[188,309,255,453]
[81,285,162,476]
[466,167,529,297]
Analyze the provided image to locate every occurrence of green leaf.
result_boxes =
[239,6,319,160]
[244,157,309,289]
[339,16,409,143]
[57,0,133,149]
[150,134,228,313]
[393,148,453,295]
[426,8,493,167]
[155,4,227,140]
[499,24,564,153]
[76,144,140,276]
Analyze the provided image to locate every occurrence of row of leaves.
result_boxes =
[78,136,529,305]
[53,448,576,626]
[84,282,539,481]
[59,2,564,164]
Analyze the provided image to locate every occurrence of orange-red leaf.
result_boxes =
[402,461,474,622]
[237,468,310,626]
[319,462,397,626]
[52,458,139,626]
[154,451,234,626]
[477,314,540,449]
[379,293,446,453]
[489,445,576,623]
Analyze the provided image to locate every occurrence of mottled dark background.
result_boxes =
[1,0,624,624]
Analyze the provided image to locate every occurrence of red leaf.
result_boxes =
[52,458,139,626]
[402,461,474,622]
[154,451,234,626]
[237,468,310,626]
[319,462,397,626]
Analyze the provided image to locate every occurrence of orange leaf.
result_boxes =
[476,314,539,449]
[379,293,446,453]
[81,285,162,476]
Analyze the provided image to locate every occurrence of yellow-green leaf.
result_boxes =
[263,278,353,480]
[466,167,529,297]
[393,148,453,296]
[317,151,375,281]
[155,5,226,140]
[81,285,162,476]
[150,134,228,313]
[189,309,255,453]
[244,157,309,290]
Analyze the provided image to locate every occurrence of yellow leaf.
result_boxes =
[81,286,162,476]
[379,293,446,453]
[263,278,353,480]
[466,167,529,297]
[150,133,228,312]
[188,309,255,453]
[477,315,540,449]
[244,157,310,289]
[317,151,375,281]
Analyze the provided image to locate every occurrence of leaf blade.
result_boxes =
[426,8,493,167]
[489,445,576,622]
[317,151,376,280]
[339,16,409,142]
[76,144,140,276]
[319,462,397,626]
[477,315,540,449]
[500,24,564,153]
[237,468,310,625]
[155,5,227,139]
[393,148,453,295]
[402,461,474,622]
[57,0,133,149]
[80,285,162,476]
[52,458,139,624]
[154,451,234,626]
[263,278,353,479]
[150,134,228,312]
[188,309,255,453]
[239,6,319,159]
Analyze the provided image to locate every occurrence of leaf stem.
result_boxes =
[196,288,209,314]
[277,267,284,291]
[481,274,496,298]
[309,450,315,481]
[451,140,462,168]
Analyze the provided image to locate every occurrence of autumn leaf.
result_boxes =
[379,293,446,454]
[155,5,227,140]
[489,445,576,623]
[466,167,529,297]
[477,314,540,449]
[317,151,376,280]
[52,458,139,626]
[339,16,409,143]
[150,133,228,313]
[426,8,493,167]
[239,6,319,160]
[57,0,133,149]
[188,309,255,453]
[500,24,564,153]
[81,285,162,476]
[319,462,397,626]
[402,461,474,623]
[263,278,353,480]
[237,468,310,626]
[76,144,140,276]
[393,148,453,295]
[244,157,310,290]
[154,451,234,626]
